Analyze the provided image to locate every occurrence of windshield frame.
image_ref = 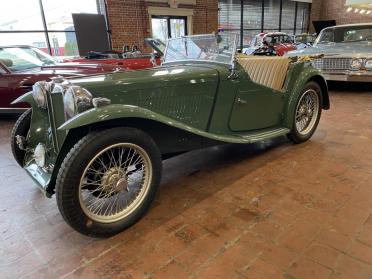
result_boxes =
[162,33,238,67]
[314,25,372,46]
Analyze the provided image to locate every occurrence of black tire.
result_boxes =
[11,109,32,166]
[287,81,322,144]
[56,127,162,237]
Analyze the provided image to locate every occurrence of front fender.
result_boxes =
[59,104,203,135]
[11,91,34,105]
[58,104,289,144]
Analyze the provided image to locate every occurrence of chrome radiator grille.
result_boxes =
[312,58,352,72]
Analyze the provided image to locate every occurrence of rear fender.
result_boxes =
[283,64,329,129]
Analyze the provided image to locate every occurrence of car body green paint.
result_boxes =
[13,59,328,196]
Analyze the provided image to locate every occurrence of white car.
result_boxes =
[287,23,372,82]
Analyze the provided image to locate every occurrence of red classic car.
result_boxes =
[63,39,165,70]
[242,32,297,56]
[0,45,158,113]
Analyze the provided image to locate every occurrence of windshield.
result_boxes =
[316,25,372,44]
[295,35,315,44]
[163,33,238,66]
[253,34,292,46]
[0,47,56,72]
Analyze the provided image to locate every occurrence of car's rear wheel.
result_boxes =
[56,127,162,237]
[287,81,322,144]
[11,109,32,166]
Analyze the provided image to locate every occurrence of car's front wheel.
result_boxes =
[287,81,322,144]
[11,109,32,166]
[56,127,162,237]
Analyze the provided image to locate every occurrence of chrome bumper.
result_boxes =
[322,71,372,82]
[24,162,52,197]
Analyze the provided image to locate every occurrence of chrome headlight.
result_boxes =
[63,86,93,118]
[351,58,363,70]
[32,81,48,108]
[365,59,372,70]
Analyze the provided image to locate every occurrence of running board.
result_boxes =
[235,127,290,143]
[205,127,290,144]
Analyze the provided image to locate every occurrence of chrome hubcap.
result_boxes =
[295,89,319,135]
[79,143,152,223]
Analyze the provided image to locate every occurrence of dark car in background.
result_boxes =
[0,46,123,113]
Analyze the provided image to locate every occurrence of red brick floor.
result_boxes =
[1,82,372,279]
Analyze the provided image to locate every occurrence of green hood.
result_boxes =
[66,64,223,97]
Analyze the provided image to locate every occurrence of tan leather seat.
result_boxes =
[0,58,13,68]
[237,56,291,91]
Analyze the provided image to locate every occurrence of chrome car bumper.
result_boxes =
[322,71,372,82]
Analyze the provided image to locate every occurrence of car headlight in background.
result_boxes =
[350,58,364,70]
[365,59,372,70]
[63,86,93,118]
[32,81,48,108]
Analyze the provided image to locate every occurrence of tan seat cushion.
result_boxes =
[0,58,13,68]
[237,56,291,91]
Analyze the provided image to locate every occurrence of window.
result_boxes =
[281,0,296,33]
[0,0,104,58]
[264,0,280,30]
[0,0,44,31]
[219,0,241,32]
[218,0,311,49]
[151,16,187,41]
[296,2,310,34]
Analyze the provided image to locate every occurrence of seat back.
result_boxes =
[0,58,13,68]
[237,56,291,91]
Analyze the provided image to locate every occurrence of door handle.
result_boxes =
[236,98,247,105]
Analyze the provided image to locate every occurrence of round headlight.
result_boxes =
[365,59,372,70]
[32,82,48,108]
[34,143,46,168]
[63,86,92,118]
[351,58,363,70]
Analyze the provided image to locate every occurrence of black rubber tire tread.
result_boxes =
[10,109,32,166]
[55,127,162,238]
[287,81,322,144]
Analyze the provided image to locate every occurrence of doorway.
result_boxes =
[151,16,187,41]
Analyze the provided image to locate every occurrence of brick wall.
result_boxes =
[310,0,372,33]
[106,0,218,52]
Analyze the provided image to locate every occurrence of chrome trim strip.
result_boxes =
[45,89,59,151]
[0,107,28,114]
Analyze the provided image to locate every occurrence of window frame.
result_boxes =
[0,0,106,56]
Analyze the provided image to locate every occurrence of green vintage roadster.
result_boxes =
[11,34,329,237]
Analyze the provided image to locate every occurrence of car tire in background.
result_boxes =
[56,127,162,237]
[11,109,32,166]
[288,81,322,144]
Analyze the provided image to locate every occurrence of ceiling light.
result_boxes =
[360,9,366,14]
[354,8,360,13]
[367,10,372,14]
[346,7,353,12]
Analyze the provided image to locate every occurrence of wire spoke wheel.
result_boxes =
[79,143,152,223]
[295,88,320,136]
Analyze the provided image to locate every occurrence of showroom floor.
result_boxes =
[1,83,372,279]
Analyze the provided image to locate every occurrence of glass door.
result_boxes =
[151,16,187,40]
